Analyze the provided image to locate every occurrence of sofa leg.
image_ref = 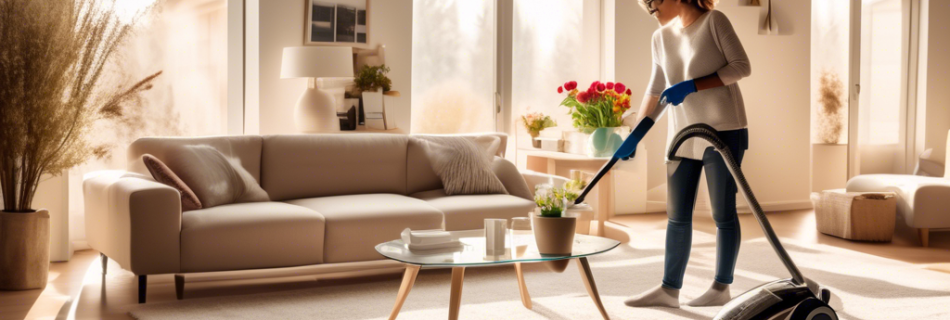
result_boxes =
[100,253,108,275]
[138,275,147,304]
[175,275,185,300]
[919,228,930,247]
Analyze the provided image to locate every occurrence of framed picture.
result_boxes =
[306,0,369,46]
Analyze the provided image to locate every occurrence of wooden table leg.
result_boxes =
[577,258,609,320]
[389,264,421,320]
[514,263,532,309]
[595,172,614,237]
[449,267,466,320]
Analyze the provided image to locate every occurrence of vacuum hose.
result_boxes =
[667,123,805,285]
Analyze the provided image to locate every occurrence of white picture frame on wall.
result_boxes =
[305,0,369,47]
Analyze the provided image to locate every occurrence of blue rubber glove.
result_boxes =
[660,80,697,106]
[616,118,655,161]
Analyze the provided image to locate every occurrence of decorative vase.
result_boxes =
[587,127,625,158]
[362,90,385,129]
[532,215,576,256]
[529,131,541,148]
[0,209,50,290]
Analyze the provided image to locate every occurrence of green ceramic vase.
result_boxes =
[587,127,624,158]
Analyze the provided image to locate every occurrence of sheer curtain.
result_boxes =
[857,0,906,174]
[67,0,230,253]
[511,0,602,150]
[411,0,496,134]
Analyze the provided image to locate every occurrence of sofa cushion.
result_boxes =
[142,154,202,211]
[180,202,325,272]
[406,133,510,195]
[412,189,536,231]
[261,135,409,201]
[285,194,444,263]
[164,145,270,208]
[412,136,508,196]
[128,136,264,182]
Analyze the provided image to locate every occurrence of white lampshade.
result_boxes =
[280,46,354,79]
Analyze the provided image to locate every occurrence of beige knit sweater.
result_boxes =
[642,10,751,160]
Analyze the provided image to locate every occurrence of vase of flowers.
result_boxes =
[558,81,632,157]
[532,184,576,256]
[521,112,557,148]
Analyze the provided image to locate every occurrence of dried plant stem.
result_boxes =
[0,0,158,212]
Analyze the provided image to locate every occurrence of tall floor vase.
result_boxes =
[0,209,50,290]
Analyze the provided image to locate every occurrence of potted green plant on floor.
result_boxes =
[0,0,159,290]
[558,80,633,157]
[532,184,578,256]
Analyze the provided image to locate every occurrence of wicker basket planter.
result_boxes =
[811,189,896,242]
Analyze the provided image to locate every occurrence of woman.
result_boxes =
[619,0,752,308]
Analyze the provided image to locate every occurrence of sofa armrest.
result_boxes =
[521,170,570,198]
[84,170,181,275]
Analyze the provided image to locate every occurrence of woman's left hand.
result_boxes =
[661,80,697,106]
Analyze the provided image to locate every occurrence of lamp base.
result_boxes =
[294,86,341,133]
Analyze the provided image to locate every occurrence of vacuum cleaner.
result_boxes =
[574,109,839,320]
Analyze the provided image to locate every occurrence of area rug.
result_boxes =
[130,228,950,320]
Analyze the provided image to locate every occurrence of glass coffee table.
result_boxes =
[375,229,620,320]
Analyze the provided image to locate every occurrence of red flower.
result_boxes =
[558,86,564,94]
[589,81,601,90]
[596,82,606,92]
[576,91,591,103]
[606,82,615,90]
[564,81,577,91]
[615,83,626,94]
[625,88,632,95]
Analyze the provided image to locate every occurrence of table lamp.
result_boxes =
[280,46,354,133]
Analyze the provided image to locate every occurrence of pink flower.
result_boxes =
[614,83,626,94]
[625,88,632,95]
[564,81,577,91]
[596,82,606,92]
[558,86,564,94]
[576,91,591,103]
[605,82,615,90]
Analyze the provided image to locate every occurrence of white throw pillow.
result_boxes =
[164,145,270,208]
[413,136,508,195]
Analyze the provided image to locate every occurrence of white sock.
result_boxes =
[686,281,731,307]
[624,284,680,308]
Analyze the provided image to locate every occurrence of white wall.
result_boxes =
[616,0,814,212]
[917,0,950,166]
[254,0,412,135]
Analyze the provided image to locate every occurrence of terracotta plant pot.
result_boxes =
[0,209,50,290]
[532,215,576,256]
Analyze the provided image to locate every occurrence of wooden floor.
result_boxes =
[2,209,948,320]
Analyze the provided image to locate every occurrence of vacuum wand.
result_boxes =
[574,100,663,205]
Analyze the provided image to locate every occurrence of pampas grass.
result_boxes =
[0,0,158,212]
[817,70,845,144]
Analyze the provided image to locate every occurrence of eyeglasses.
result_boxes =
[643,0,660,15]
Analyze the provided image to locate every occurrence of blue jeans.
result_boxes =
[662,129,748,290]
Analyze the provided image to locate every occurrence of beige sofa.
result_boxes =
[84,133,544,303]
[846,130,950,247]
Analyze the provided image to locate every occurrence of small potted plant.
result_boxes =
[558,80,632,157]
[532,184,577,256]
[520,112,557,148]
[354,65,393,122]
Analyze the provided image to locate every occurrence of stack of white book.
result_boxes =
[400,228,461,251]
